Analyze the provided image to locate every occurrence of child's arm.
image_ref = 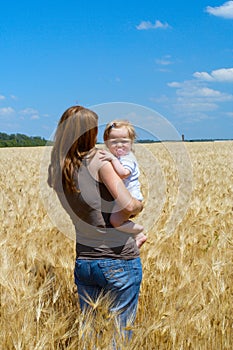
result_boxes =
[111,157,131,178]
[99,150,131,179]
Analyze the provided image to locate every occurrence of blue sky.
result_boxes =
[0,0,232,140]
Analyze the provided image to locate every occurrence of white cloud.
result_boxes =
[136,20,170,30]
[156,67,233,125]
[166,79,233,121]
[177,85,232,101]
[206,1,233,19]
[10,95,18,100]
[193,71,214,81]
[155,56,173,72]
[0,95,6,101]
[170,80,233,101]
[168,82,182,88]
[156,58,172,66]
[20,107,38,115]
[0,107,15,116]
[31,115,40,120]
[193,68,233,82]
[176,101,218,112]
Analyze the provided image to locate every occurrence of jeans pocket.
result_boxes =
[98,260,129,289]
[74,260,91,284]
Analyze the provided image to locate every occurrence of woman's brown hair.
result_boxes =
[48,106,98,193]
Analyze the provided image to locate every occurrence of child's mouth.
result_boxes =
[116,149,124,156]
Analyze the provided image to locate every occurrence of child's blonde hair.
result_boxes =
[103,120,136,142]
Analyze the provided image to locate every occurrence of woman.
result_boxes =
[48,106,143,338]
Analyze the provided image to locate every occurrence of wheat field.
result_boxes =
[0,142,233,349]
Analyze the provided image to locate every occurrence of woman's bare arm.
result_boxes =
[99,162,143,216]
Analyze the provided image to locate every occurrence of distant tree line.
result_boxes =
[136,139,158,143]
[1,132,231,147]
[0,132,50,147]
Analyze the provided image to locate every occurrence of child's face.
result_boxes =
[106,126,132,157]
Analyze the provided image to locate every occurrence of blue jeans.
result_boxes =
[74,257,142,338]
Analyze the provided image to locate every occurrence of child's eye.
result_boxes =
[108,139,131,145]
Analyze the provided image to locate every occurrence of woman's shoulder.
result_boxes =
[89,148,110,173]
[94,148,106,162]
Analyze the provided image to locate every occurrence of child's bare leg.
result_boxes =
[110,210,143,234]
[110,209,147,248]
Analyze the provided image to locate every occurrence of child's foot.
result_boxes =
[135,232,147,248]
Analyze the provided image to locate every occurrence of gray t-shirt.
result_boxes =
[61,149,139,259]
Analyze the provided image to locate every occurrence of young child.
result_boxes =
[101,120,147,248]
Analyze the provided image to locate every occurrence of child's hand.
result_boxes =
[99,149,116,162]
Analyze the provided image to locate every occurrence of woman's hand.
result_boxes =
[99,149,116,162]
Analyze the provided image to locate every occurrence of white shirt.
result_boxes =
[119,152,143,201]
